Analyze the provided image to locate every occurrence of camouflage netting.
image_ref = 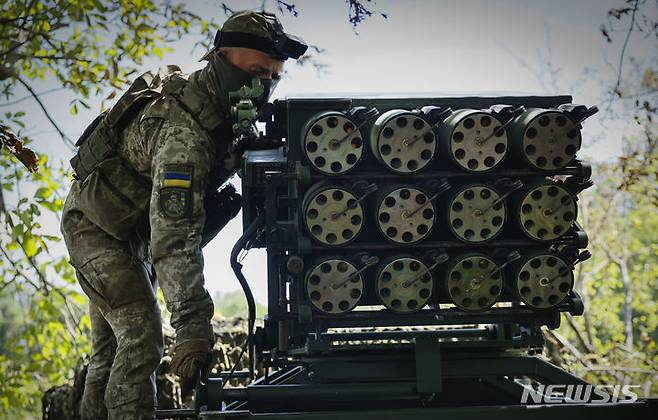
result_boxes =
[42,316,250,420]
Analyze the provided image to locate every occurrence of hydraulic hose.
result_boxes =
[230,213,264,379]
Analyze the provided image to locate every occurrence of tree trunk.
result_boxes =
[619,258,634,349]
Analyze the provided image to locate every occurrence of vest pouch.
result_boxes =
[77,156,151,241]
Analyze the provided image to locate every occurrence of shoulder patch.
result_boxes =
[163,164,193,188]
[159,187,192,219]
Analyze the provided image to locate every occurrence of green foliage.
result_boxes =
[552,159,658,396]
[0,145,91,416]
[214,290,267,320]
[0,0,222,416]
[0,0,220,106]
[521,1,658,396]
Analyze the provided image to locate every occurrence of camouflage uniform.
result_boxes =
[60,25,274,420]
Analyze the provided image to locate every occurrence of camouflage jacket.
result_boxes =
[69,54,254,344]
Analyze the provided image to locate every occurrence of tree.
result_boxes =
[0,0,224,147]
[598,0,657,201]
[546,162,658,396]
[0,0,221,415]
[0,142,90,415]
[542,0,657,396]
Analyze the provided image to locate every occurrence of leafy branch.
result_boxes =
[15,75,75,149]
[604,0,641,112]
[0,122,38,171]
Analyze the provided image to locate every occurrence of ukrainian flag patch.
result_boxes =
[163,165,192,188]
[160,165,193,219]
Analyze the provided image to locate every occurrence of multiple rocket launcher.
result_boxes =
[290,101,596,317]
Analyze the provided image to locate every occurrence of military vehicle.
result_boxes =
[156,84,655,419]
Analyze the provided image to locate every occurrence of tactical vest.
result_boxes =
[70,66,230,241]
[72,63,231,177]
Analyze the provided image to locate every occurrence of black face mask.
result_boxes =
[204,54,256,108]
[203,54,278,110]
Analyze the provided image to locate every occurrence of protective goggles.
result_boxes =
[201,28,308,61]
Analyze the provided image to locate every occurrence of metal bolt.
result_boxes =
[286,256,304,274]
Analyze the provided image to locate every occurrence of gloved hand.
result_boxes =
[170,339,213,380]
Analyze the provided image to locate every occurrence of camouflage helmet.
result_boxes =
[200,10,307,61]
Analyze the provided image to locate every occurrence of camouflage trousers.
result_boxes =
[61,182,164,419]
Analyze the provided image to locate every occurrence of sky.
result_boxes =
[2,0,656,304]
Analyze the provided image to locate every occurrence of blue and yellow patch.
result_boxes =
[164,171,192,188]
[160,165,193,219]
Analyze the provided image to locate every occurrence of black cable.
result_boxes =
[228,213,264,382]
[221,338,248,390]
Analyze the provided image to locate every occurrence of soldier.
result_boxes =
[60,11,307,419]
